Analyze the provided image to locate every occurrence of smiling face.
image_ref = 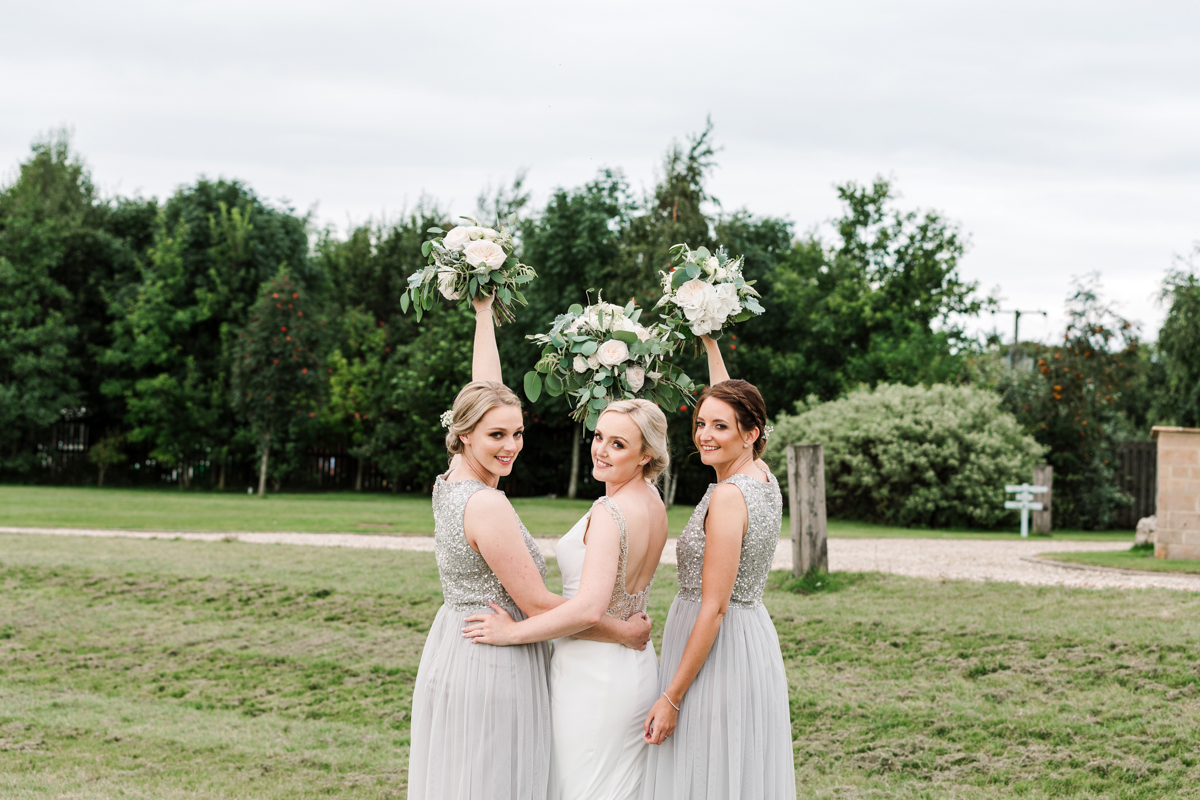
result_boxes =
[459,404,524,479]
[694,396,758,468]
[592,411,649,485]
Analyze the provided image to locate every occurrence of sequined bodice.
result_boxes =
[432,474,547,612]
[595,496,653,621]
[676,471,781,609]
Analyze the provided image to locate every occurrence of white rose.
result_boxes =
[596,339,630,367]
[437,268,460,300]
[481,227,499,239]
[714,266,728,281]
[587,354,600,370]
[674,279,716,318]
[625,365,645,392]
[712,282,741,321]
[689,315,719,337]
[705,256,720,274]
[573,355,589,373]
[463,240,507,270]
[465,226,486,240]
[646,370,662,383]
[442,227,470,252]
[634,325,650,342]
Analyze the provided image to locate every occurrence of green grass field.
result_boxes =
[2,532,1197,798]
[1042,546,1200,575]
[0,486,1131,542]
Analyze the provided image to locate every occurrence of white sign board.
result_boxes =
[1005,484,1048,538]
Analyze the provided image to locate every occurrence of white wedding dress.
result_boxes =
[550,496,659,800]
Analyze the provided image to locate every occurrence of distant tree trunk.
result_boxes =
[218,458,227,491]
[567,423,582,499]
[257,425,272,498]
[97,465,106,488]
[663,464,679,509]
[355,457,364,492]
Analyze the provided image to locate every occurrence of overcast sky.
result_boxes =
[3,0,1197,342]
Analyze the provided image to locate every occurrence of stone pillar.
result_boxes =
[788,444,829,576]
[1032,465,1053,534]
[1151,426,1200,560]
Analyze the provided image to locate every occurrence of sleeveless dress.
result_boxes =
[408,474,556,800]
[550,496,659,800]
[641,471,796,799]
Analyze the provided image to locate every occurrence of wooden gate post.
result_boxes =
[788,444,829,576]
[1032,464,1053,534]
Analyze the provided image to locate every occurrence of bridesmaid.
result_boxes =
[408,293,650,800]
[641,334,796,799]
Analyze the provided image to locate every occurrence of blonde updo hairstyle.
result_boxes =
[598,399,670,486]
[445,381,523,457]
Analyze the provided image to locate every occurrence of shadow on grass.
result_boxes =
[767,569,878,596]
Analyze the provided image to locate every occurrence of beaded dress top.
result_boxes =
[676,470,782,609]
[592,495,653,621]
[432,473,546,613]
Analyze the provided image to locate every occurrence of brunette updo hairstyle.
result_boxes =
[692,379,769,459]
[445,381,522,457]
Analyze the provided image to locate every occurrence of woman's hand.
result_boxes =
[471,292,495,315]
[643,694,678,745]
[462,601,519,646]
[621,612,652,651]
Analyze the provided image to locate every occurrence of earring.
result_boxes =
[743,443,749,448]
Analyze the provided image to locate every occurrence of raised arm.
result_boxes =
[471,293,502,383]
[701,334,731,385]
[643,483,746,744]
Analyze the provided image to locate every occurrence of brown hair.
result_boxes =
[445,381,522,456]
[692,379,769,459]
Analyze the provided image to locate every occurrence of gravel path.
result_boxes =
[3,525,1198,592]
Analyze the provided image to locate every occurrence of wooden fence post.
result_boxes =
[788,444,828,576]
[1032,464,1053,534]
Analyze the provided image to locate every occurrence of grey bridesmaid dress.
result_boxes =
[408,474,555,800]
[642,471,796,799]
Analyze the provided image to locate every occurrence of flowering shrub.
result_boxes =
[764,383,1046,528]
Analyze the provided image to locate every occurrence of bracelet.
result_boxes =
[475,308,493,317]
[662,691,680,711]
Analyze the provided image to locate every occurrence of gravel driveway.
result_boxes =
[4,525,1198,592]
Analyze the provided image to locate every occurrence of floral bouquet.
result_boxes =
[401,213,536,325]
[524,299,696,430]
[654,244,764,338]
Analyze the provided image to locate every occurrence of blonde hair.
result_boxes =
[599,399,670,486]
[445,381,522,456]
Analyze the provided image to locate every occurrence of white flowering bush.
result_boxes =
[654,243,764,338]
[525,299,696,430]
[763,383,1047,529]
[402,214,536,325]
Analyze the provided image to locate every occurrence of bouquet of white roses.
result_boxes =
[524,299,696,430]
[654,243,764,338]
[401,213,536,325]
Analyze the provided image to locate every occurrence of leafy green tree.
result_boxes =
[88,432,127,487]
[738,179,985,414]
[231,269,325,496]
[1157,249,1200,427]
[103,180,309,488]
[998,276,1141,529]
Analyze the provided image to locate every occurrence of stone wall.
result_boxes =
[1152,426,1200,560]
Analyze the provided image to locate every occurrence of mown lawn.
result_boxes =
[0,486,1130,542]
[1043,546,1200,575]
[2,533,1196,798]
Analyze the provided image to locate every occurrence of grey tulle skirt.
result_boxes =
[408,603,555,800]
[641,596,796,799]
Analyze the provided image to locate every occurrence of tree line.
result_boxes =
[2,126,1197,526]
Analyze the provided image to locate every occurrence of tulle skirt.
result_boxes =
[641,596,796,799]
[550,636,659,800]
[408,603,555,800]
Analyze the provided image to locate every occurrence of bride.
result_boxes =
[464,400,670,800]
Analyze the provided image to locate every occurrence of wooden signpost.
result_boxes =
[1005,484,1048,538]
[788,444,828,576]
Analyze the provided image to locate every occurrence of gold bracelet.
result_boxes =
[662,691,680,711]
